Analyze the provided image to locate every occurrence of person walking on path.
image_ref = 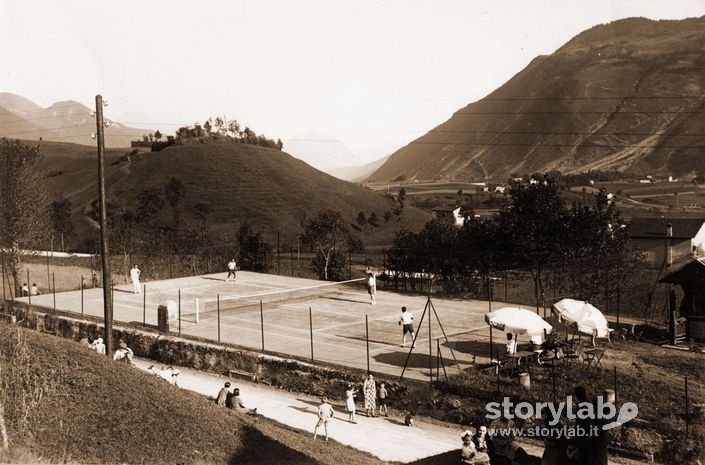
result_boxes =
[216,382,232,406]
[226,258,237,282]
[313,397,334,441]
[345,385,357,423]
[130,264,141,294]
[366,272,376,305]
[378,382,388,417]
[399,306,416,348]
[363,374,377,417]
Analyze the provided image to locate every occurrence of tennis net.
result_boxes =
[198,278,366,315]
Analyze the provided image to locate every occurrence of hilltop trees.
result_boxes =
[0,139,49,294]
[174,116,282,150]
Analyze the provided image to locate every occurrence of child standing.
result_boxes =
[345,385,357,423]
[378,382,388,417]
[313,397,334,441]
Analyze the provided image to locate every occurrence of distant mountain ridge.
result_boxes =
[0,93,149,147]
[369,16,705,182]
[284,130,363,174]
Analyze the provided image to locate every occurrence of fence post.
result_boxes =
[27,269,31,305]
[613,366,618,402]
[1,252,5,304]
[81,275,84,316]
[309,306,314,361]
[685,375,690,438]
[143,284,146,326]
[260,300,264,351]
[365,314,370,374]
[52,272,56,311]
[217,294,221,343]
[178,289,181,336]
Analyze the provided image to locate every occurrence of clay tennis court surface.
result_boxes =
[18,271,513,381]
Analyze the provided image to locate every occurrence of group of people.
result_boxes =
[20,283,40,297]
[459,385,611,465]
[82,336,133,364]
[148,365,181,385]
[215,381,257,414]
[344,374,389,423]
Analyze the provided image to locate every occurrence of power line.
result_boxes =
[429,129,705,137]
[409,140,705,149]
[454,110,705,115]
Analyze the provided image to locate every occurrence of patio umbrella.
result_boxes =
[552,298,609,338]
[484,307,553,337]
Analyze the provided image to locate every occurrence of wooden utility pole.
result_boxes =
[95,95,113,355]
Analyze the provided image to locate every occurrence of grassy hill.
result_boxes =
[37,141,430,249]
[369,16,705,182]
[0,324,386,465]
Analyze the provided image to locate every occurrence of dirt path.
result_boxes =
[131,358,648,464]
[132,357,463,463]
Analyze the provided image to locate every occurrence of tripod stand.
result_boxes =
[399,293,461,383]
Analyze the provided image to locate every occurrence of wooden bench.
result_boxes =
[228,368,257,382]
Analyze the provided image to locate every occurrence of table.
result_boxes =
[503,351,537,376]
[582,348,605,369]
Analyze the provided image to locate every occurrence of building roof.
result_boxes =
[660,258,705,284]
[628,217,705,239]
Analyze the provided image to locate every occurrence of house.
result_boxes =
[660,258,705,341]
[628,217,705,268]
[431,205,465,227]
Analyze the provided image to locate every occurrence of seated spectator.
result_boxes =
[113,340,133,363]
[473,425,492,454]
[506,333,517,355]
[461,430,491,465]
[21,283,29,297]
[229,388,257,415]
[90,337,106,354]
[30,283,40,296]
[216,382,232,406]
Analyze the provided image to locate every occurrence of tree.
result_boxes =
[276,138,284,150]
[154,130,162,141]
[193,202,212,241]
[0,139,49,294]
[163,177,186,228]
[50,198,74,251]
[368,212,379,229]
[394,188,407,219]
[383,211,392,223]
[301,210,353,280]
[204,119,212,134]
[136,187,165,226]
[497,175,568,310]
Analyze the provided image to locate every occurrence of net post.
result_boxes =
[195,298,199,324]
[80,275,84,316]
[178,289,181,335]
[260,300,264,351]
[27,269,31,306]
[217,294,221,343]
[52,272,56,311]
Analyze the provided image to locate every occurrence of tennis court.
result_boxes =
[16,270,511,381]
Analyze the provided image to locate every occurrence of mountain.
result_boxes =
[284,130,363,174]
[38,141,429,248]
[0,93,149,147]
[369,16,705,182]
[329,154,390,182]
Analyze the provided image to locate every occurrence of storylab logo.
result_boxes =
[486,396,639,433]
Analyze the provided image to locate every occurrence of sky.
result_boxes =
[2,0,705,164]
